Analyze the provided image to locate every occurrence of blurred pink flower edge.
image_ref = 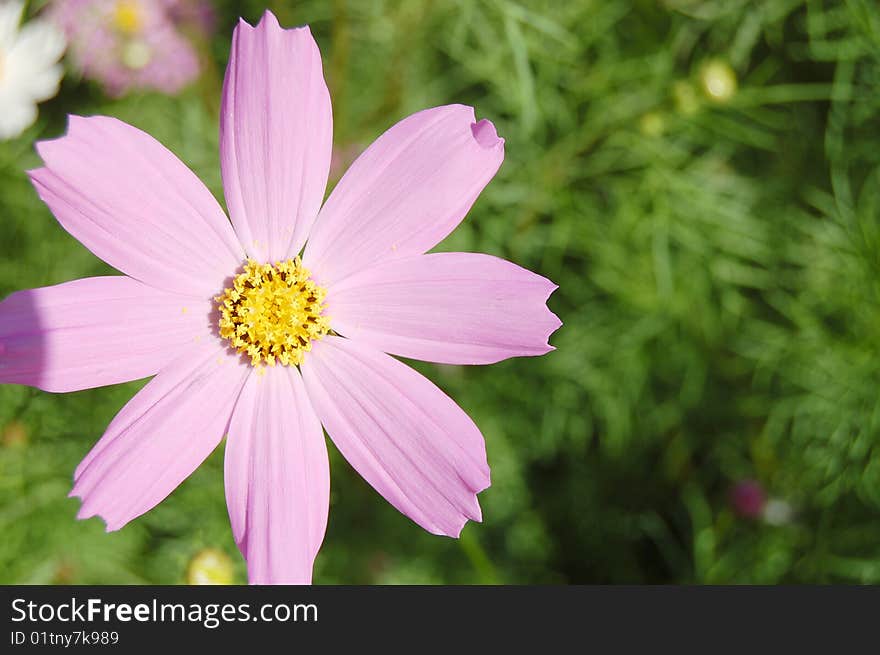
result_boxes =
[47,0,211,96]
[0,11,561,584]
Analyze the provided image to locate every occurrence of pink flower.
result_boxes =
[0,12,561,584]
[729,480,766,519]
[48,0,201,97]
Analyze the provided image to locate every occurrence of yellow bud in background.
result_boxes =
[186,548,235,585]
[672,80,700,116]
[639,112,665,137]
[2,420,28,449]
[699,59,737,103]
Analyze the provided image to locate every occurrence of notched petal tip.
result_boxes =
[419,486,486,538]
[65,112,88,127]
[471,118,504,150]
[236,13,311,40]
[63,113,101,135]
[33,114,106,161]
[247,8,312,35]
[257,9,281,27]
[536,275,563,351]
[69,490,121,533]
[542,275,562,306]
[543,309,563,351]
[73,503,89,521]
[449,478,490,538]
[31,123,71,161]
[450,505,485,539]
[449,523,468,539]
[25,167,45,186]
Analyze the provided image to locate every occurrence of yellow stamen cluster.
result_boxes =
[216,258,329,368]
[113,1,143,36]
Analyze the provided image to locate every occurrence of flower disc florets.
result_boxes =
[216,258,329,367]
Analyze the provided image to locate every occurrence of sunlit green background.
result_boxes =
[2,0,880,584]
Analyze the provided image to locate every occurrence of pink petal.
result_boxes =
[328,253,562,365]
[301,336,490,537]
[220,12,332,262]
[224,366,329,585]
[30,115,244,296]
[0,276,212,393]
[302,106,504,287]
[70,342,249,532]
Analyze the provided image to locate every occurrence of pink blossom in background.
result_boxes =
[729,480,766,519]
[48,0,209,96]
[0,11,561,584]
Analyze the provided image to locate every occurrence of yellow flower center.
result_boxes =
[113,0,143,35]
[216,258,330,368]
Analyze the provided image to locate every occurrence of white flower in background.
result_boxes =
[0,1,66,140]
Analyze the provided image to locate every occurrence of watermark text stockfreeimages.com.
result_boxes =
[10,596,317,630]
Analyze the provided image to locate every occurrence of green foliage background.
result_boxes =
[2,0,880,584]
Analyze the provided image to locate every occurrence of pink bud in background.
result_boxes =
[729,479,766,519]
